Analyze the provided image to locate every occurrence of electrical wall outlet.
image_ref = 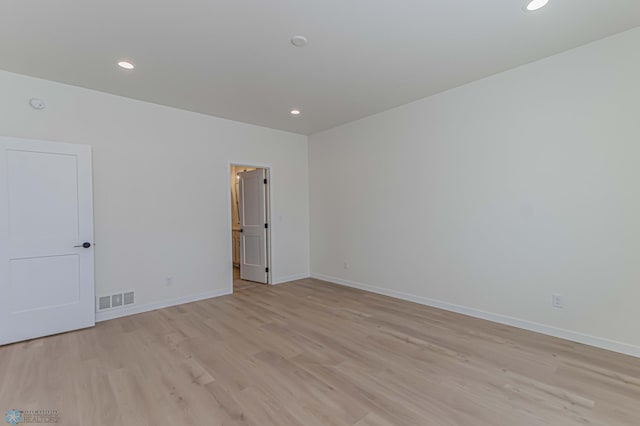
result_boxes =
[166,276,173,287]
[552,294,564,309]
[343,261,350,270]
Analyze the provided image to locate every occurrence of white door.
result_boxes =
[239,169,268,283]
[0,137,95,345]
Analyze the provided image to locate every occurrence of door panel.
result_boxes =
[8,151,80,241]
[239,169,267,284]
[10,255,81,313]
[243,235,263,266]
[0,137,95,345]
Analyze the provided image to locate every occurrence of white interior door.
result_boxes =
[0,137,95,345]
[239,169,268,283]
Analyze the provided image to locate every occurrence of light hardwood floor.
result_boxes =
[233,267,261,292]
[1,278,639,425]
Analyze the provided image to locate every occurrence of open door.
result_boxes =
[0,137,95,345]
[238,169,268,283]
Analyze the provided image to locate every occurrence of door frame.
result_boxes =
[227,161,272,292]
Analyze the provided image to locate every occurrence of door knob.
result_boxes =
[74,242,92,248]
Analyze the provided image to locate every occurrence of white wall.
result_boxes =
[309,27,640,356]
[0,70,310,317]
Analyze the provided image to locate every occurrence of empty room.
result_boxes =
[1,0,640,425]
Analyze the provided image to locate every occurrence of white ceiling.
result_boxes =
[1,0,639,135]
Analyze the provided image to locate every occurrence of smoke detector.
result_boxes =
[291,35,308,47]
[29,98,46,110]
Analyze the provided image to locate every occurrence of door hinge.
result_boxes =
[264,178,267,184]
[265,267,269,273]
[265,223,269,229]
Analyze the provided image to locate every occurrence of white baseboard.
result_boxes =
[272,273,311,285]
[95,288,232,322]
[311,273,640,359]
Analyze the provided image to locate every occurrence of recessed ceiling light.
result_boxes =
[291,36,308,47]
[117,61,135,70]
[290,109,301,116]
[525,0,549,11]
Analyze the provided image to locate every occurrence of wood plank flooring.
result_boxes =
[1,278,639,425]
[233,267,261,292]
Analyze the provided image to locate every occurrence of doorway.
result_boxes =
[230,164,271,292]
